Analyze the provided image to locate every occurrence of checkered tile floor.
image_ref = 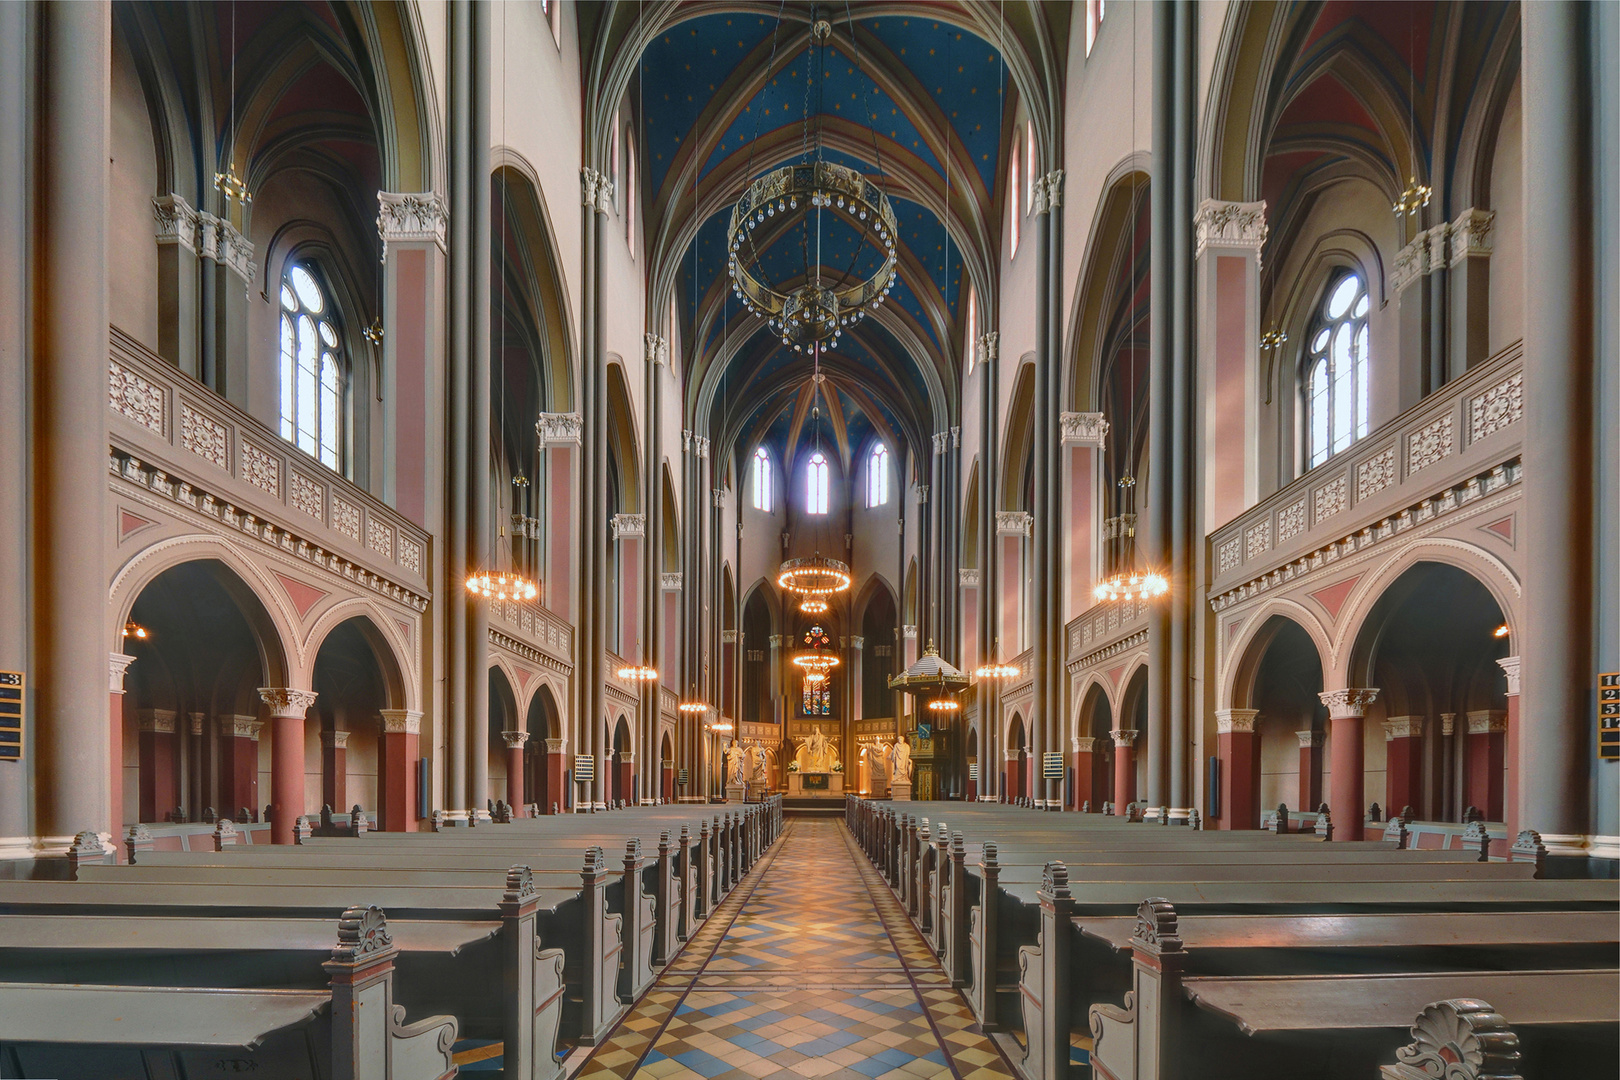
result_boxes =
[571,819,1019,1080]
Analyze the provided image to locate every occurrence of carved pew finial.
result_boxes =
[331,904,395,963]
[1186,808,1203,831]
[124,823,154,864]
[1041,861,1071,900]
[505,865,537,903]
[1509,830,1546,877]
[1132,897,1184,956]
[1271,803,1289,834]
[69,830,111,870]
[212,818,239,851]
[293,816,314,843]
[1385,815,1410,848]
[1381,998,1522,1080]
[1463,819,1491,862]
[1312,804,1334,841]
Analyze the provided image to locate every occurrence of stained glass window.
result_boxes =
[1305,271,1370,469]
[279,264,343,471]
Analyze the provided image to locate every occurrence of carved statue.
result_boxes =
[796,726,840,773]
[752,744,769,785]
[724,741,748,787]
[889,736,913,784]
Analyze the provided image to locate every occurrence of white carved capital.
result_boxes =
[1215,708,1258,734]
[219,715,263,740]
[1296,729,1322,748]
[502,729,531,749]
[138,708,177,735]
[996,510,1033,537]
[932,431,950,455]
[380,708,422,735]
[580,167,599,207]
[645,332,667,366]
[196,213,255,282]
[1390,230,1438,293]
[695,436,711,459]
[1194,199,1268,263]
[849,635,865,650]
[152,193,199,253]
[978,331,999,365]
[1383,716,1425,741]
[1449,208,1496,266]
[594,176,615,216]
[902,625,918,640]
[959,568,981,587]
[951,426,961,448]
[536,412,583,445]
[1441,712,1457,737]
[1061,411,1108,449]
[1073,736,1096,753]
[108,652,137,694]
[1318,688,1380,719]
[611,513,646,539]
[662,572,684,591]
[377,191,449,258]
[1497,655,1521,696]
[1111,728,1138,748]
[545,737,567,754]
[768,634,784,648]
[711,485,727,506]
[721,629,737,643]
[258,687,318,718]
[913,483,929,504]
[323,729,351,749]
[1466,710,1507,735]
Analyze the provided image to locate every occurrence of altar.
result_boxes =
[787,771,844,797]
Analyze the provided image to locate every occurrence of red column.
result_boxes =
[322,729,349,814]
[662,758,675,803]
[1071,736,1094,809]
[137,709,177,824]
[187,713,208,823]
[108,653,135,839]
[1215,709,1259,829]
[217,715,263,821]
[1466,710,1508,822]
[1112,729,1137,808]
[617,753,634,807]
[379,709,421,831]
[1497,657,1520,837]
[1296,729,1323,811]
[1320,689,1380,841]
[503,730,529,814]
[1383,717,1425,819]
[260,688,317,845]
[544,738,566,813]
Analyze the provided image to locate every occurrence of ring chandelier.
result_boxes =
[727,161,898,350]
[777,554,852,596]
[467,571,538,602]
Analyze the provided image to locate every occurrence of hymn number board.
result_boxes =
[0,671,21,761]
[1600,673,1619,762]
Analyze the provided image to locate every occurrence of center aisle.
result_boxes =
[574,818,1018,1080]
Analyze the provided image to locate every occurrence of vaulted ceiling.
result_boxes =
[585,1,1068,482]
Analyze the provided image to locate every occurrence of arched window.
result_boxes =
[806,451,829,515]
[625,125,637,250]
[752,446,772,511]
[1009,136,1022,257]
[866,443,890,507]
[964,284,979,375]
[279,263,344,471]
[1305,271,1371,469]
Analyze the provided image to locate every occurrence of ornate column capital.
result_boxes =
[322,729,351,749]
[849,635,865,650]
[219,715,264,740]
[1449,208,1496,265]
[258,687,318,719]
[380,709,422,735]
[977,331,999,365]
[932,431,950,455]
[1060,411,1108,449]
[1073,736,1096,753]
[662,572,684,591]
[711,486,727,506]
[1030,170,1065,215]
[611,513,646,539]
[108,652,137,694]
[951,426,960,448]
[1390,228,1443,293]
[768,634,783,648]
[536,412,583,445]
[1383,716,1425,741]
[189,712,207,736]
[1215,708,1258,734]
[1296,730,1323,748]
[545,737,567,755]
[694,436,711,459]
[1440,712,1457,737]
[913,483,929,504]
[138,708,177,735]
[580,166,600,208]
[377,191,449,258]
[645,332,668,366]
[902,625,918,640]
[1318,688,1379,719]
[1497,655,1521,696]
[196,213,255,282]
[1466,710,1507,735]
[1194,199,1268,264]
[502,730,531,749]
[958,568,981,587]
[996,510,1033,537]
[594,176,615,216]
[1111,728,1138,748]
[721,629,737,643]
[152,193,199,253]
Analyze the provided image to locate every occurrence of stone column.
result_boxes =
[1319,689,1379,840]
[1214,709,1258,829]
[108,654,136,836]
[322,730,349,815]
[137,709,178,824]
[1440,713,1460,821]
[1497,656,1521,837]
[1071,736,1095,810]
[187,712,208,823]
[1061,415,1107,618]
[466,0,493,820]
[1383,716,1425,819]
[1466,710,1507,822]
[217,715,263,821]
[378,709,421,832]
[503,730,529,814]
[33,0,111,850]
[1112,729,1138,807]
[259,688,318,845]
[537,414,582,622]
[544,738,567,814]
[1296,730,1323,812]
[1194,202,1267,528]
[618,751,635,807]
[1519,0,1594,850]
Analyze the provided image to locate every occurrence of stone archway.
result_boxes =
[311,615,411,830]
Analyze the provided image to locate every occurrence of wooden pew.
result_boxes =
[1083,898,1618,1080]
[0,905,457,1080]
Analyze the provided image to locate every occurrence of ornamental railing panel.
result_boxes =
[1207,341,1524,606]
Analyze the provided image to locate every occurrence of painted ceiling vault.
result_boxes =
[590,1,1067,481]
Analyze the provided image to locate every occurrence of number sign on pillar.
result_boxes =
[1599,673,1620,762]
[0,672,21,760]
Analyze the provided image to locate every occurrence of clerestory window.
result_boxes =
[752,446,773,512]
[279,264,344,471]
[1305,271,1370,469]
[806,451,829,515]
[866,443,890,508]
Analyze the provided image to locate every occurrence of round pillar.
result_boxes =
[259,688,317,844]
[1319,689,1379,840]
